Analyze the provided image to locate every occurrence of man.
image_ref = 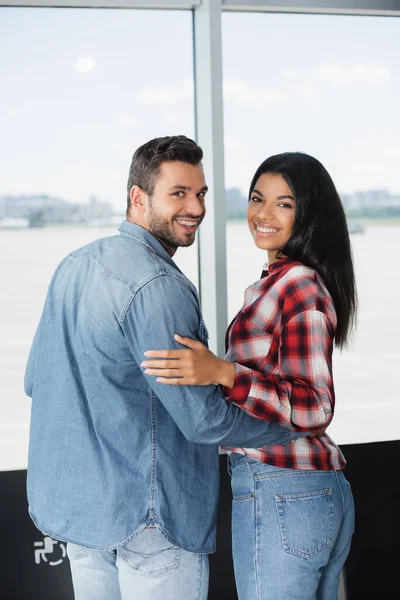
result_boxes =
[25,135,301,600]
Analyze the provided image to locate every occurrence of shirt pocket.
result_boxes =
[226,314,275,371]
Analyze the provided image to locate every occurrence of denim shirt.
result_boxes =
[25,220,300,553]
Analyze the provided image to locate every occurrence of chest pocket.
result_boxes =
[226,314,275,372]
[198,318,209,346]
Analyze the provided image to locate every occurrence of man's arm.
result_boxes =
[24,327,40,397]
[122,274,306,447]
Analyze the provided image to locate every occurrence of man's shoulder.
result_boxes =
[69,233,190,292]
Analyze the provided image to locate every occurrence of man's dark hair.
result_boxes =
[249,152,358,349]
[126,135,203,213]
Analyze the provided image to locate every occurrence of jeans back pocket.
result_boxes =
[275,488,333,560]
[119,528,180,576]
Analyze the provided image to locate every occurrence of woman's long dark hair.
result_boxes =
[249,152,357,349]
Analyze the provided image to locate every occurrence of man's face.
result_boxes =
[143,161,207,255]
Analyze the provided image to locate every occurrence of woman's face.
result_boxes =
[247,172,296,263]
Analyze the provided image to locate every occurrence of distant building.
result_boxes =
[340,189,400,212]
[0,194,114,225]
[0,195,81,223]
[226,188,247,219]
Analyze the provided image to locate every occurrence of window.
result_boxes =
[0,6,196,469]
[223,12,400,444]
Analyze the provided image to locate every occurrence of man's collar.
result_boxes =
[118,220,179,268]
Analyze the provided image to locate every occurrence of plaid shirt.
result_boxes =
[223,257,346,470]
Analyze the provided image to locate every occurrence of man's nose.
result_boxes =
[186,194,205,216]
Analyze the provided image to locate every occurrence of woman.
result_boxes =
[141,152,357,600]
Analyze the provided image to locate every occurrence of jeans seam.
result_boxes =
[334,469,345,508]
[254,481,262,600]
[196,553,202,600]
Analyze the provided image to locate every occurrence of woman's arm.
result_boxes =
[142,334,236,388]
[143,311,334,433]
[224,310,335,432]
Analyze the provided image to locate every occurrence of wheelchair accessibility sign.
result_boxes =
[34,536,67,566]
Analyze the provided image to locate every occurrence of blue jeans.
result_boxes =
[228,453,355,600]
[67,526,209,600]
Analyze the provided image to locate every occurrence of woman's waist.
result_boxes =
[223,434,346,471]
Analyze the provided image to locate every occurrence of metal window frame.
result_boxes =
[2,0,400,13]
[2,0,399,354]
[1,1,200,7]
[223,0,400,16]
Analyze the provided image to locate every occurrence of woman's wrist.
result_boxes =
[215,359,236,389]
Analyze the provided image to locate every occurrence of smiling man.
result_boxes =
[24,135,301,600]
[128,157,207,254]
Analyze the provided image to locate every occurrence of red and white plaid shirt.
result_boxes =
[223,257,346,470]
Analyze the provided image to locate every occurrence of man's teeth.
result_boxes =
[176,220,198,227]
[255,225,279,233]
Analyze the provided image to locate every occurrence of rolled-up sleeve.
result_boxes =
[225,310,334,432]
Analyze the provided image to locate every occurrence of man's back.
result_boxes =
[26,222,219,552]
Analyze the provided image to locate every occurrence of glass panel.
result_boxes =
[0,6,195,470]
[223,12,400,444]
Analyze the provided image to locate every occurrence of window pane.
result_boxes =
[0,7,196,470]
[223,12,400,444]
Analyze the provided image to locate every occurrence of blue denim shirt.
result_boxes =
[25,220,300,553]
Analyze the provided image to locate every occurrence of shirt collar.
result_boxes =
[118,219,179,270]
[263,257,301,277]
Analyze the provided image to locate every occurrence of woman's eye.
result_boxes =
[278,202,293,208]
[250,196,262,203]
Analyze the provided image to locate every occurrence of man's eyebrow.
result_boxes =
[168,185,209,193]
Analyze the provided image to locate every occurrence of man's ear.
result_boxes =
[129,185,147,213]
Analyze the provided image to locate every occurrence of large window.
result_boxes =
[223,12,400,445]
[0,7,196,470]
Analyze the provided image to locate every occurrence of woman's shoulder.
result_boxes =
[274,261,335,322]
[275,260,320,290]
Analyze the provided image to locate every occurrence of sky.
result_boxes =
[1,7,399,209]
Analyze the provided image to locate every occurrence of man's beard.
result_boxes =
[147,208,201,251]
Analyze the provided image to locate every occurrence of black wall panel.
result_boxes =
[1,440,399,599]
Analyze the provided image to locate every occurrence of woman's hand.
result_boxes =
[141,334,235,387]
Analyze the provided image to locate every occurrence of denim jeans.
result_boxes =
[67,526,209,600]
[228,453,355,600]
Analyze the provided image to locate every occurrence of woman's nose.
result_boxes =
[257,203,275,221]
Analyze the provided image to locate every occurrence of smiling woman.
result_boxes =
[247,173,296,260]
[142,150,357,600]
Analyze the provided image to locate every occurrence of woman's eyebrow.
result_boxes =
[277,195,295,201]
[251,189,295,201]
